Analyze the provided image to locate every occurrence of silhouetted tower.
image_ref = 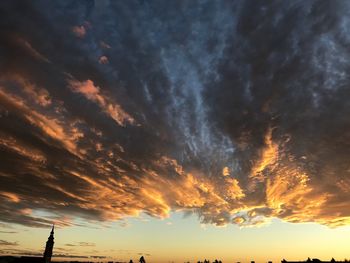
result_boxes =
[43,225,54,263]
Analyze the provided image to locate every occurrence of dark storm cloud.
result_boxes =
[0,0,349,228]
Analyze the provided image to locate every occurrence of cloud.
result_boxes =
[0,0,349,228]
[0,240,18,246]
[69,79,135,126]
[54,254,89,259]
[138,253,151,257]
[65,242,95,247]
[89,255,107,259]
[99,56,109,65]
[72,25,86,38]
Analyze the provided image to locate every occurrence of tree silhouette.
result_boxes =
[139,256,146,263]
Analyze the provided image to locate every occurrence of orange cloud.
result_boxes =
[72,26,86,38]
[0,89,84,157]
[1,74,51,107]
[0,192,20,203]
[0,135,46,163]
[0,84,348,229]
[69,79,135,126]
[99,56,109,64]
[250,127,279,184]
[222,166,230,176]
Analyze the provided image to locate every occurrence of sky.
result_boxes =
[0,0,350,262]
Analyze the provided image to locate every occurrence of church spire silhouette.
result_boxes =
[43,225,54,263]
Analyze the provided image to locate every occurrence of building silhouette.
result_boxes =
[43,225,54,263]
[282,259,350,263]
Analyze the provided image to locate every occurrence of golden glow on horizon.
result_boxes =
[1,217,350,263]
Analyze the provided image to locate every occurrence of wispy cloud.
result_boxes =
[65,242,95,247]
[0,240,18,246]
[69,79,135,126]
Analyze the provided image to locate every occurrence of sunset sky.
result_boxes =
[0,0,350,262]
